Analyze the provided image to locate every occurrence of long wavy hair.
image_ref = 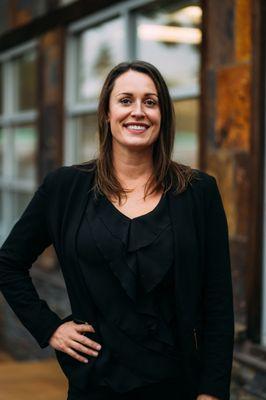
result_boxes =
[74,60,199,203]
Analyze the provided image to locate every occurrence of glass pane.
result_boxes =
[77,17,125,104]
[13,126,37,180]
[13,51,37,111]
[173,98,199,168]
[75,114,99,163]
[12,191,33,222]
[0,129,3,176]
[137,5,202,95]
[0,63,2,115]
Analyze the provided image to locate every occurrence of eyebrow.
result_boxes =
[115,92,158,97]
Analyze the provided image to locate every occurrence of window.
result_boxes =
[136,4,201,166]
[0,42,38,244]
[65,14,125,164]
[65,1,201,168]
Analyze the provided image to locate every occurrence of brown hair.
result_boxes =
[75,60,199,203]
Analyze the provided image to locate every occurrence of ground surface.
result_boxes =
[0,352,265,400]
[0,352,67,400]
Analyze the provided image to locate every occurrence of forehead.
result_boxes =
[111,70,158,95]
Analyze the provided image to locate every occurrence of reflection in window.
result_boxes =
[75,114,99,162]
[173,99,199,168]
[13,126,37,180]
[77,17,125,103]
[137,5,201,95]
[13,51,37,111]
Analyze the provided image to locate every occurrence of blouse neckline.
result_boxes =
[94,191,170,252]
[84,189,173,299]
[103,192,165,222]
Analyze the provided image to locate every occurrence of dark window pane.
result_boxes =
[13,51,37,111]
[0,0,9,35]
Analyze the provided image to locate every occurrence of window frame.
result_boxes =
[0,40,38,242]
[64,0,201,165]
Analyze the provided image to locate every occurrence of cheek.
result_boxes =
[152,117,161,132]
[109,104,128,120]
[150,110,161,125]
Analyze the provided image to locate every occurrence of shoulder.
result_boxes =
[190,168,217,188]
[42,160,96,192]
[188,168,221,206]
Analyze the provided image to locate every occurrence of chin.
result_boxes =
[112,134,158,150]
[125,142,155,152]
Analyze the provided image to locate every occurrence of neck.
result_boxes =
[112,143,154,187]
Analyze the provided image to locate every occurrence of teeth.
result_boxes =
[126,125,147,130]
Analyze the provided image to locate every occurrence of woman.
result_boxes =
[0,60,234,400]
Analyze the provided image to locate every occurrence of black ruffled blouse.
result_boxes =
[76,191,181,393]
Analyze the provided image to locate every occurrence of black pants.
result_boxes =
[67,377,193,400]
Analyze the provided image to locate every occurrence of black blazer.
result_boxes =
[0,164,234,400]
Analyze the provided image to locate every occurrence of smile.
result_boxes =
[124,124,149,133]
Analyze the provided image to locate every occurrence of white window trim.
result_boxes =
[0,40,37,62]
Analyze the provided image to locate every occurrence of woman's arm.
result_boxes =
[0,170,63,348]
[197,175,235,400]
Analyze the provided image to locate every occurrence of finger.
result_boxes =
[70,339,99,357]
[66,347,90,363]
[72,333,102,351]
[74,323,95,333]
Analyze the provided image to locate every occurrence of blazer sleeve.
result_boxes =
[0,170,64,348]
[197,176,235,400]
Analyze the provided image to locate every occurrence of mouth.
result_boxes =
[123,123,150,134]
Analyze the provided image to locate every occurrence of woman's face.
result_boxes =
[107,70,161,151]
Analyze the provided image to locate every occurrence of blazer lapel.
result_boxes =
[60,168,96,321]
[60,169,150,339]
[167,186,201,331]
[61,169,94,260]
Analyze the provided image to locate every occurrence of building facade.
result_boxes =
[0,0,265,397]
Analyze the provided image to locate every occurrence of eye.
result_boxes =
[119,98,131,105]
[145,99,157,106]
[119,97,157,106]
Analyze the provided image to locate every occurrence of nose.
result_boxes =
[130,100,145,118]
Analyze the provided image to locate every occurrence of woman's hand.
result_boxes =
[49,321,102,363]
[197,395,220,400]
